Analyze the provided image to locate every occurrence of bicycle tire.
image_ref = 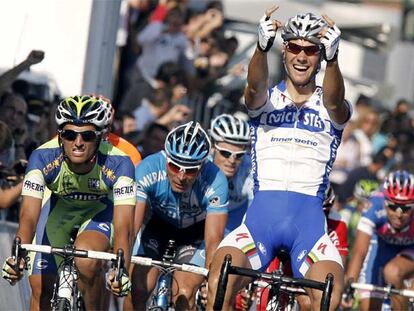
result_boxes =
[213,254,232,311]
[54,298,71,311]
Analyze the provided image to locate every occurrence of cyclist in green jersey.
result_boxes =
[2,95,136,310]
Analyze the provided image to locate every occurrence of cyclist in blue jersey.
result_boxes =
[2,95,135,310]
[344,170,414,311]
[210,114,252,232]
[207,7,352,311]
[124,121,228,311]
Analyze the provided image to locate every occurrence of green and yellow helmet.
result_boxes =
[55,95,112,130]
[353,179,380,201]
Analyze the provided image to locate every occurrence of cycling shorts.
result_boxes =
[28,196,113,276]
[218,190,343,277]
[134,214,206,267]
[359,235,414,299]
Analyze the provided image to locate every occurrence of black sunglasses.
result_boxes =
[59,129,101,142]
[285,42,320,56]
[215,145,246,160]
[385,201,414,213]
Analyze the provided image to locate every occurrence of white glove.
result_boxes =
[320,24,341,61]
[257,14,276,52]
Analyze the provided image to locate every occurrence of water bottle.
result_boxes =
[381,296,392,311]
[155,273,170,307]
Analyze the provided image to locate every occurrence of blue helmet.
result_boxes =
[165,121,211,166]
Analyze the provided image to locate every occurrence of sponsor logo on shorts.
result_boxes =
[297,249,307,261]
[98,223,110,232]
[35,259,48,270]
[257,242,267,256]
[199,250,206,259]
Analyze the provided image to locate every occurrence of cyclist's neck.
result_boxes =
[285,80,316,107]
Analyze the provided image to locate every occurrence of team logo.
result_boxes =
[88,178,100,190]
[257,242,267,255]
[209,196,220,206]
[35,259,48,270]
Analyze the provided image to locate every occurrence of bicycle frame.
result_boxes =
[213,254,334,311]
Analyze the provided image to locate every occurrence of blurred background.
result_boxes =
[0,0,413,309]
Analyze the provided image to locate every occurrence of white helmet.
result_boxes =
[210,114,250,145]
[281,13,327,45]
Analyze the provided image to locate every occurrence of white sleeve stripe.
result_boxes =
[357,216,375,236]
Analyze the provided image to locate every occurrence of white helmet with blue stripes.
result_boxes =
[165,121,211,166]
[210,114,250,145]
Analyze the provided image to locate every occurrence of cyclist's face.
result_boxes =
[284,39,321,87]
[385,202,414,230]
[213,142,247,178]
[60,124,100,166]
[166,161,200,193]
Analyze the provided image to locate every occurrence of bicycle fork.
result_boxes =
[52,260,79,310]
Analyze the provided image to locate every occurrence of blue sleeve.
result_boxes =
[135,154,161,201]
[202,162,229,214]
[362,196,387,228]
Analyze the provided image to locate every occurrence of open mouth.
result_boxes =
[293,64,309,72]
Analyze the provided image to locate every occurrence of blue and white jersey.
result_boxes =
[248,81,351,198]
[135,151,229,228]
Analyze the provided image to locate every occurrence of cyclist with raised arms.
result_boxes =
[344,170,414,310]
[2,95,136,310]
[207,6,352,310]
[124,121,228,310]
[209,114,252,232]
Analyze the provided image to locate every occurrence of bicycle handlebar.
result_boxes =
[130,255,209,277]
[213,254,334,311]
[350,282,414,299]
[18,241,209,277]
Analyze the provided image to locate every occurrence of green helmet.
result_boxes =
[353,179,380,201]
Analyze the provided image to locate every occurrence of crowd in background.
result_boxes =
[0,0,414,261]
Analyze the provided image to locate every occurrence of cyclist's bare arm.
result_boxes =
[204,213,227,268]
[345,229,371,282]
[16,196,43,244]
[113,204,135,267]
[133,200,147,237]
[244,48,270,111]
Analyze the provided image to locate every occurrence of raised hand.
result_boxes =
[26,50,45,65]
[320,15,341,62]
[257,5,282,52]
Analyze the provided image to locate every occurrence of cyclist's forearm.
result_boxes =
[16,216,37,244]
[113,229,133,268]
[244,48,269,110]
[322,62,345,110]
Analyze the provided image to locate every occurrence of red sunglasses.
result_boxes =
[285,42,321,56]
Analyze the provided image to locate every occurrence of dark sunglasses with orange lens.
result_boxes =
[167,160,201,176]
[59,129,101,142]
[385,201,414,213]
[285,42,321,56]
